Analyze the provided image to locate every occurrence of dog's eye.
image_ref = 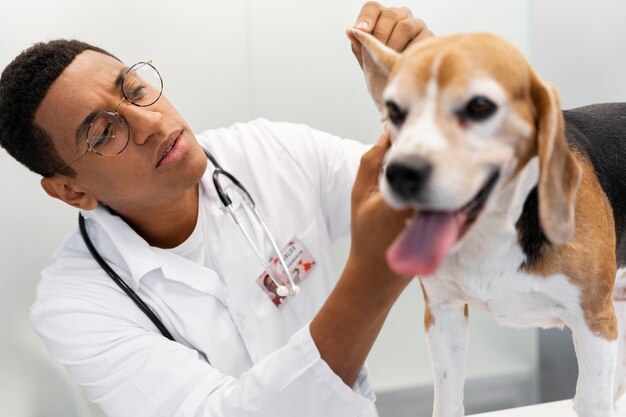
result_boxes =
[460,96,497,122]
[386,101,407,126]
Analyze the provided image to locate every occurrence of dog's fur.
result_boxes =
[348,29,626,417]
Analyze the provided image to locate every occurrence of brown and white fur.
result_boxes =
[348,29,626,417]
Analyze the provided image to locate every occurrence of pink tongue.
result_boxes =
[386,210,467,277]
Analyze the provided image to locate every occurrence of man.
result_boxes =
[0,3,432,417]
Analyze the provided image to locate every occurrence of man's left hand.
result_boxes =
[348,2,434,68]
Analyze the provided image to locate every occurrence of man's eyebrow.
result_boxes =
[75,110,99,150]
[113,66,130,89]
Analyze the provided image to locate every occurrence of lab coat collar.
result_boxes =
[77,164,224,292]
[80,205,160,291]
[79,202,229,307]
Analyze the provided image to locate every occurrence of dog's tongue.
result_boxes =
[386,210,467,277]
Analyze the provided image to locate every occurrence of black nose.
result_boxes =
[385,158,432,200]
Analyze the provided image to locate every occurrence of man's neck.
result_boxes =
[117,184,200,249]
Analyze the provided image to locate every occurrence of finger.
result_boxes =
[375,132,391,148]
[355,133,390,190]
[406,27,435,48]
[371,8,412,45]
[354,1,384,32]
[387,18,428,52]
[346,28,359,49]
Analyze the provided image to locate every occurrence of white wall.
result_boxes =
[1,1,539,415]
[529,0,626,109]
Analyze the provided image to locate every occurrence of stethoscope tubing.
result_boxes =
[204,148,299,297]
[79,147,299,344]
[79,213,176,341]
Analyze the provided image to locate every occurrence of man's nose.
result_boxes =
[385,156,432,200]
[120,104,164,146]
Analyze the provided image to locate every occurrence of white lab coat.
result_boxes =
[30,119,378,417]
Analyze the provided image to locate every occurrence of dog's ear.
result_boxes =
[531,71,582,245]
[348,28,399,111]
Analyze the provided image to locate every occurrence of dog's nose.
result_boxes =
[385,158,431,200]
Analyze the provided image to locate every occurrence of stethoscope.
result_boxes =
[79,148,300,342]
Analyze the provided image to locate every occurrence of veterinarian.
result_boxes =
[0,3,432,417]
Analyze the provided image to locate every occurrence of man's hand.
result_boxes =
[349,133,413,280]
[310,134,413,387]
[348,2,434,68]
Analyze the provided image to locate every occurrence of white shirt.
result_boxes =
[30,119,377,417]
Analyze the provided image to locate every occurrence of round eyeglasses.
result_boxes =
[54,61,163,175]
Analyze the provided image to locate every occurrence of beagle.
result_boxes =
[348,29,626,417]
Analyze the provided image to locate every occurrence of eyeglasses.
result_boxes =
[54,61,163,175]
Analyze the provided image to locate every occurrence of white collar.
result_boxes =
[80,204,160,291]
[78,165,223,292]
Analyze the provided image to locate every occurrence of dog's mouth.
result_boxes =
[386,170,500,277]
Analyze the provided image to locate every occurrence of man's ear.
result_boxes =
[41,176,98,210]
[530,70,582,245]
[347,28,399,111]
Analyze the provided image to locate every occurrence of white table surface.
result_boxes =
[468,400,576,416]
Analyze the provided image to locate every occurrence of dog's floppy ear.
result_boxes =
[530,71,582,245]
[348,28,399,111]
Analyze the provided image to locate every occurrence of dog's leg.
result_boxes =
[569,311,618,417]
[615,267,626,415]
[425,303,469,417]
[614,300,626,416]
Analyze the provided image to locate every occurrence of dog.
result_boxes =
[348,28,626,417]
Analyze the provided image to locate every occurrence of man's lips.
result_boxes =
[156,129,184,167]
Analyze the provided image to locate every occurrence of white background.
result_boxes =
[1,0,625,415]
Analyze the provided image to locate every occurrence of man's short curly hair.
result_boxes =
[0,39,118,177]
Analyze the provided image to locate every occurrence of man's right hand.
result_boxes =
[349,133,413,281]
[309,133,414,388]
